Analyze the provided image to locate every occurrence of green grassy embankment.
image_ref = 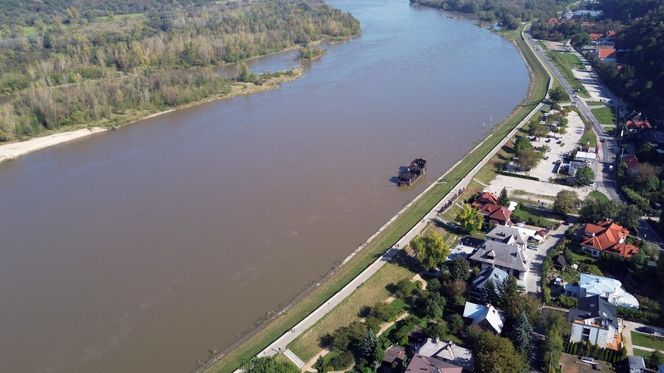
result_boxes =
[204,24,550,373]
[546,51,589,97]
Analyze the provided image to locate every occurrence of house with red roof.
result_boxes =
[580,221,638,258]
[471,191,498,209]
[478,203,512,226]
[626,118,651,131]
[590,33,603,42]
[594,45,616,61]
[621,154,641,175]
[547,17,561,25]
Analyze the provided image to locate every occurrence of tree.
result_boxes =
[332,321,367,351]
[553,190,581,215]
[314,356,328,373]
[469,328,526,373]
[579,197,618,223]
[632,163,661,193]
[425,320,448,341]
[448,258,470,281]
[549,86,568,103]
[497,275,522,308]
[513,135,533,157]
[448,314,464,335]
[411,231,450,271]
[543,329,563,373]
[498,187,510,206]
[614,203,642,231]
[455,204,484,234]
[238,63,256,83]
[480,279,501,306]
[509,312,533,359]
[647,350,664,368]
[357,329,379,364]
[575,165,594,186]
[424,292,446,320]
[243,356,299,373]
[517,148,541,171]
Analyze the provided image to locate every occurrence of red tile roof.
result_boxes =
[547,17,561,25]
[622,154,640,170]
[581,221,635,258]
[596,45,616,60]
[590,33,603,41]
[626,119,651,130]
[471,192,499,209]
[479,203,512,223]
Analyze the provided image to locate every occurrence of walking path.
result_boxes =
[236,26,553,371]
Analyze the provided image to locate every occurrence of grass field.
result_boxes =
[288,262,415,361]
[546,51,589,97]
[631,332,664,351]
[590,105,615,125]
[588,190,609,202]
[204,24,550,373]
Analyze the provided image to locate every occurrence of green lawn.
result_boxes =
[588,191,609,203]
[632,347,652,358]
[546,51,589,97]
[205,24,550,373]
[590,105,615,125]
[631,331,664,351]
[288,262,415,361]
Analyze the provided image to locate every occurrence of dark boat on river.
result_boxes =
[397,158,427,186]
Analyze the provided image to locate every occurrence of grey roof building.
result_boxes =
[469,240,528,279]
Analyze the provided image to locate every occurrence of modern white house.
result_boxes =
[565,273,639,309]
[569,295,621,350]
[462,302,505,334]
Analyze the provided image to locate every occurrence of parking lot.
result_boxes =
[559,353,617,373]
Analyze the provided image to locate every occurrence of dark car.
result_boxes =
[636,326,656,334]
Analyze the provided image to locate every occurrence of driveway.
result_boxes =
[623,320,664,355]
[523,224,569,294]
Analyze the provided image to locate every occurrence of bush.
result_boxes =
[329,350,354,370]
[558,295,577,308]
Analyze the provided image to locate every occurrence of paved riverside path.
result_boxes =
[233,25,553,371]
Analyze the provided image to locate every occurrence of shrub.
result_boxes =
[329,351,354,370]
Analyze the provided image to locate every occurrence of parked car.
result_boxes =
[581,357,596,365]
[636,326,656,334]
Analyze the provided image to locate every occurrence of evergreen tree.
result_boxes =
[498,187,510,206]
[480,279,501,306]
[358,329,379,364]
[448,258,471,281]
[509,312,533,359]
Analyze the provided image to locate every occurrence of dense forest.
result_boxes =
[0,0,360,141]
[410,0,567,29]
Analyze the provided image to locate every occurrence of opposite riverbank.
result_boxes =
[202,22,550,373]
[0,68,303,164]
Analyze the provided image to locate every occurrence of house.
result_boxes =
[628,356,646,373]
[478,203,512,226]
[405,354,463,373]
[590,33,603,42]
[417,339,474,371]
[469,239,528,279]
[575,273,639,308]
[485,225,528,251]
[626,118,652,131]
[580,221,639,259]
[471,191,499,209]
[622,154,641,175]
[470,267,508,298]
[568,160,587,177]
[462,302,505,334]
[569,295,621,349]
[658,364,664,373]
[595,45,616,61]
[547,17,560,25]
[380,345,406,372]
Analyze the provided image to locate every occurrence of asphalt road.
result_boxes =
[523,27,621,203]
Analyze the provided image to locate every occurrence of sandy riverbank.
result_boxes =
[0,128,108,163]
[0,68,304,164]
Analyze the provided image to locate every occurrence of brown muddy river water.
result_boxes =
[0,0,528,372]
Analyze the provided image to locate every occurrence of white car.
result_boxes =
[581,356,595,364]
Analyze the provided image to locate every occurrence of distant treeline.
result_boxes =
[0,0,360,141]
[410,0,567,29]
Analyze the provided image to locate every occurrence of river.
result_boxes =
[0,0,528,372]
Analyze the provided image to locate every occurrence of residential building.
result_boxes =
[485,225,528,251]
[569,295,621,349]
[417,339,474,372]
[622,154,641,176]
[405,354,463,373]
[470,267,508,298]
[580,221,639,259]
[628,356,646,373]
[469,239,527,279]
[471,191,498,209]
[572,273,639,308]
[380,345,406,372]
[626,118,652,131]
[478,203,512,226]
[462,302,505,334]
[595,45,616,62]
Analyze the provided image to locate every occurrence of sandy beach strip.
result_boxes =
[0,128,107,163]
